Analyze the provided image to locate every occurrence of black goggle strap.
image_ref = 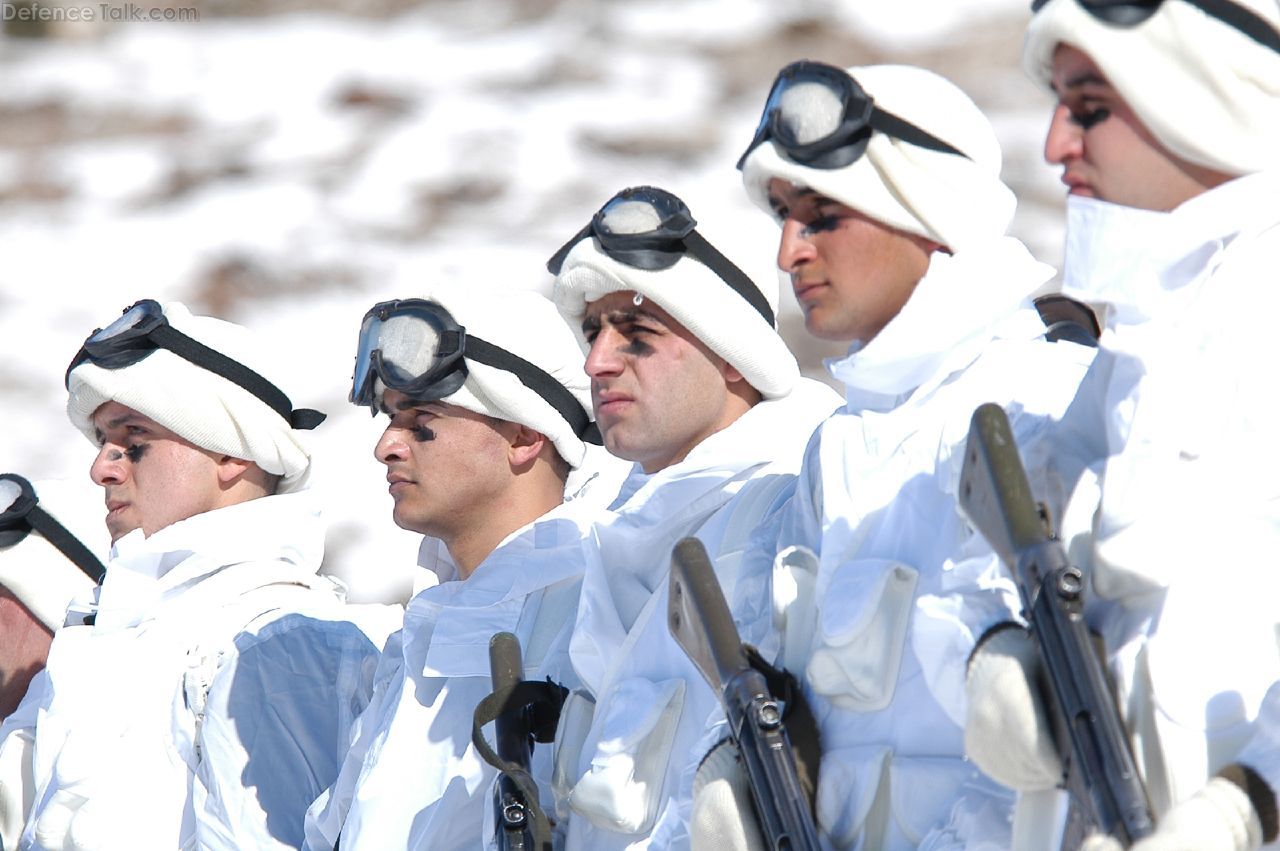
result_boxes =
[22,506,107,584]
[1185,0,1280,50]
[680,230,776,326]
[143,324,325,430]
[737,93,970,169]
[868,107,971,159]
[545,223,593,276]
[463,335,602,446]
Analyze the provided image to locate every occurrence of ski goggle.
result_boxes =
[0,474,106,583]
[349,298,601,444]
[1031,0,1280,52]
[545,185,776,327]
[736,60,970,173]
[65,299,325,430]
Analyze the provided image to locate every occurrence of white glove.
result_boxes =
[1079,777,1263,851]
[964,624,1063,791]
[691,739,767,851]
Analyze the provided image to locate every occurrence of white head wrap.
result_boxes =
[551,194,799,400]
[1024,0,1280,175]
[0,477,105,631]
[373,284,595,469]
[66,302,318,493]
[741,64,1016,253]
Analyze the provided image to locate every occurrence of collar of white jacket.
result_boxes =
[827,236,1053,412]
[1060,172,1280,329]
[95,491,325,629]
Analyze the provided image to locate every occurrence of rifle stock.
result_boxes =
[960,403,1154,847]
[669,537,821,851]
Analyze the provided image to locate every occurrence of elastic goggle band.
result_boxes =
[0,473,106,583]
[545,186,776,327]
[351,299,602,445]
[1032,0,1280,52]
[737,60,970,173]
[65,300,325,431]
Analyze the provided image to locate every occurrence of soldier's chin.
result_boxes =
[600,427,643,464]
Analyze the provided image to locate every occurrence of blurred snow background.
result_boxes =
[0,0,1068,603]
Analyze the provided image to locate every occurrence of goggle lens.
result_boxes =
[349,300,466,409]
[88,301,159,345]
[769,78,848,147]
[0,478,22,515]
[373,312,448,386]
[597,198,668,237]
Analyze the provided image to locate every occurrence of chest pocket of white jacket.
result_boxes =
[807,559,919,712]
[566,677,685,834]
[551,689,595,822]
[817,747,979,849]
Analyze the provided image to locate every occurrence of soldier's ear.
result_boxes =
[507,423,548,471]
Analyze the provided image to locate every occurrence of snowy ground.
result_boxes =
[0,0,1069,602]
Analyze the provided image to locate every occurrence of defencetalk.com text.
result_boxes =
[2,3,199,22]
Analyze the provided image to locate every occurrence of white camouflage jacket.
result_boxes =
[18,491,397,851]
[559,378,841,851]
[1044,174,1280,840]
[304,499,596,851]
[723,237,1094,850]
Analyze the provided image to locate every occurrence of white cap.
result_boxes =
[0,477,105,631]
[551,195,799,400]
[741,64,1016,253]
[66,302,318,493]
[386,284,596,469]
[1024,0,1280,175]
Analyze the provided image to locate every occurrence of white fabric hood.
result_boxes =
[827,236,1055,413]
[1024,0,1280,175]
[1060,172,1280,330]
[94,490,328,630]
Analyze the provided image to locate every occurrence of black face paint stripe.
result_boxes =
[411,426,436,443]
[801,216,843,237]
[622,338,655,357]
[1077,108,1111,130]
[125,444,148,463]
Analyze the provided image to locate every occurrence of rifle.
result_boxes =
[959,403,1154,848]
[472,632,560,851]
[668,536,821,851]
